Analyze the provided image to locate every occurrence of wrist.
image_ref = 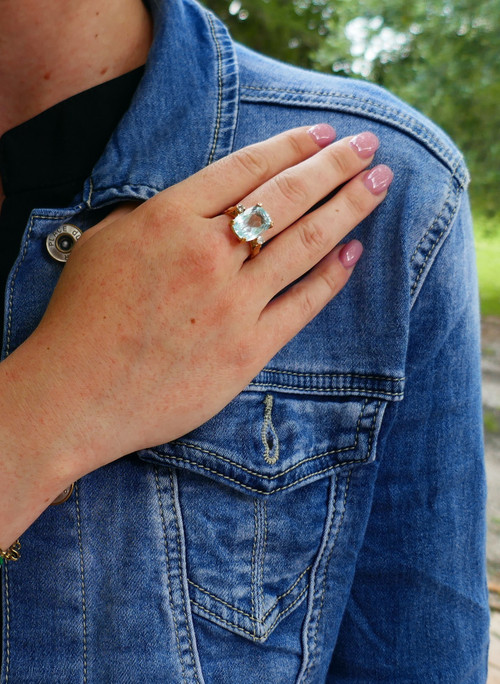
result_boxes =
[0,332,112,546]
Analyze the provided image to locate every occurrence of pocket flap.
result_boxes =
[138,385,392,496]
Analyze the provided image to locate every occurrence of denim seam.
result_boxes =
[261,500,268,618]
[171,398,368,481]
[254,500,265,622]
[5,213,36,356]
[154,468,188,684]
[149,456,371,496]
[87,182,163,200]
[251,499,258,636]
[258,369,405,382]
[187,563,312,623]
[190,584,308,642]
[75,483,88,684]
[5,210,77,356]
[168,470,201,684]
[206,12,223,166]
[240,85,465,178]
[410,176,461,299]
[408,176,454,267]
[4,565,10,682]
[303,469,353,683]
[149,450,376,495]
[298,476,338,683]
[249,383,403,397]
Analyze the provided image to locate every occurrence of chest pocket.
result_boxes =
[138,376,401,642]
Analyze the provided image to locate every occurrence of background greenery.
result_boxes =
[204,0,500,314]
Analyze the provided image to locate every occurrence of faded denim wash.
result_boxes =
[1,0,489,681]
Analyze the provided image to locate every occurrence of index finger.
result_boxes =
[179,124,336,217]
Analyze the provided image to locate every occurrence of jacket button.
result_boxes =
[50,483,74,506]
[46,224,82,262]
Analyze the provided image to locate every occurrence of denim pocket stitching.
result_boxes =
[187,563,312,623]
[190,584,309,642]
[258,368,405,382]
[249,383,403,397]
[171,399,369,482]
[157,458,352,495]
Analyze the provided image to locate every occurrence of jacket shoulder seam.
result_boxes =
[239,82,467,184]
[409,163,465,308]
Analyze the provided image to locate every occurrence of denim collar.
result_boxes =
[83,0,239,208]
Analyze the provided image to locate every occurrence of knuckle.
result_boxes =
[317,268,341,295]
[187,241,220,279]
[234,146,271,184]
[282,129,308,158]
[299,289,318,319]
[327,147,353,179]
[229,337,256,371]
[342,189,371,217]
[298,217,329,257]
[273,171,309,206]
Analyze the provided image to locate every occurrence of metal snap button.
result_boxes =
[50,483,75,506]
[46,224,82,262]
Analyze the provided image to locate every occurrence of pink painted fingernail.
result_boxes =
[339,239,363,268]
[307,123,336,148]
[363,165,394,195]
[350,132,380,158]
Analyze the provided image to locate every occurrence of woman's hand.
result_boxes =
[0,124,392,545]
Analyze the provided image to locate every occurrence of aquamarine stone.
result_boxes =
[232,205,272,242]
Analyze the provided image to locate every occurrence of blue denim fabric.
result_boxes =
[1,0,489,681]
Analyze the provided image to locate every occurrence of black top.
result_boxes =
[0,66,144,337]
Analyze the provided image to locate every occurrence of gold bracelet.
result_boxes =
[0,539,21,565]
[0,484,73,567]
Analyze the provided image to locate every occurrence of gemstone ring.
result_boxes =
[224,203,273,258]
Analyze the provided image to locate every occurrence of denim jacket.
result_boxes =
[1,0,488,681]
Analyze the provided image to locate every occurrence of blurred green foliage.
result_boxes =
[475,215,500,315]
[204,0,500,219]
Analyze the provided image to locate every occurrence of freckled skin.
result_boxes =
[0,0,153,137]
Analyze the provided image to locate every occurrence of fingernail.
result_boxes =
[307,123,336,148]
[339,239,363,268]
[350,132,380,158]
[363,165,394,195]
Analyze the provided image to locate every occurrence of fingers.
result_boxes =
[236,132,381,243]
[257,240,363,350]
[247,164,393,298]
[176,124,336,216]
